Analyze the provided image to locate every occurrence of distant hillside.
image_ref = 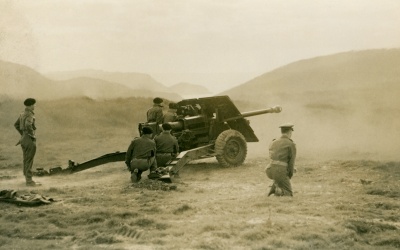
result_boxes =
[58,77,139,99]
[0,60,60,99]
[47,69,170,92]
[222,49,400,107]
[170,82,211,99]
[0,61,181,101]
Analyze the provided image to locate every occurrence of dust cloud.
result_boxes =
[244,98,400,162]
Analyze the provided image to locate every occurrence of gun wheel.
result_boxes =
[215,129,247,167]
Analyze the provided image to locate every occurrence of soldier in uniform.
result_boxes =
[154,123,179,167]
[147,97,164,124]
[125,126,157,183]
[14,98,40,186]
[163,102,179,123]
[265,123,296,196]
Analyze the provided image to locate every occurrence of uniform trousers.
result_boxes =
[155,153,174,167]
[20,136,36,182]
[130,157,157,181]
[266,164,293,196]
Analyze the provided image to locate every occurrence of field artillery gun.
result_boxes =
[140,95,281,182]
[34,96,281,182]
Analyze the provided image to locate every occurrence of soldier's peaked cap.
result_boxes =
[279,123,294,131]
[153,97,163,104]
[24,98,36,106]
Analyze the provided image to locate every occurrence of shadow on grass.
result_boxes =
[173,204,192,215]
[366,188,400,198]
[345,219,397,234]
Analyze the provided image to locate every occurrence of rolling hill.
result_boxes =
[46,70,211,100]
[46,69,171,93]
[222,49,400,107]
[0,60,60,100]
[169,82,211,99]
[0,61,181,101]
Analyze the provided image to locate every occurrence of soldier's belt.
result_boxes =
[270,160,288,167]
[135,156,153,159]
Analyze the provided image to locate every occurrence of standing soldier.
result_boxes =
[265,123,296,196]
[163,102,179,123]
[125,126,157,183]
[14,98,40,186]
[147,97,164,124]
[154,123,179,167]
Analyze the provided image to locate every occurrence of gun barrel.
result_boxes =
[168,121,184,131]
[241,106,282,117]
[223,106,282,122]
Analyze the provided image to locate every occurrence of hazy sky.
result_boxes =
[1,0,399,93]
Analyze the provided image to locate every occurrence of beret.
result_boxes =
[153,97,163,104]
[162,123,172,130]
[142,126,153,135]
[24,98,36,106]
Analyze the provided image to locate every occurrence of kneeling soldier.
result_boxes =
[265,123,297,196]
[125,127,157,183]
[154,123,179,167]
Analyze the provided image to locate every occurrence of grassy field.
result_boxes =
[1,156,399,249]
[0,97,399,249]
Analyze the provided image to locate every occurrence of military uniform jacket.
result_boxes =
[147,104,164,123]
[125,136,156,165]
[269,134,296,172]
[154,131,179,153]
[14,107,36,138]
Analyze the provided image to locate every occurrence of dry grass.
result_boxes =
[1,156,399,249]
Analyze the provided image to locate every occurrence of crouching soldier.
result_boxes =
[154,123,179,167]
[265,123,296,196]
[125,126,157,183]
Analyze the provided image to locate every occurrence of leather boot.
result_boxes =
[267,184,276,196]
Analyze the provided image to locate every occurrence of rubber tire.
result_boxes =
[215,129,247,167]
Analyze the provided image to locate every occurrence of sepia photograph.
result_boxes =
[1,1,399,249]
